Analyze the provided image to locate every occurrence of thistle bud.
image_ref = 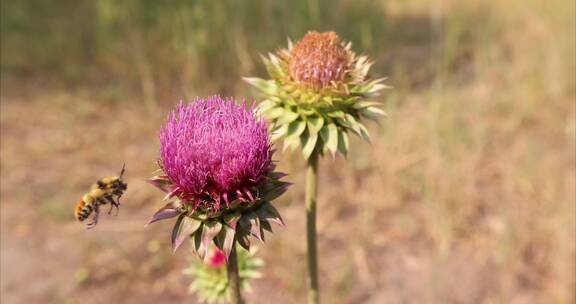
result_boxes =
[288,31,349,90]
[184,247,263,302]
[208,249,226,268]
[245,31,388,160]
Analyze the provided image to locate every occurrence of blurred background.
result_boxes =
[1,0,574,303]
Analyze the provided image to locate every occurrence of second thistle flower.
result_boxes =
[147,96,289,261]
[245,31,388,159]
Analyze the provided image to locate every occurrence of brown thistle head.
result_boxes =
[288,31,350,90]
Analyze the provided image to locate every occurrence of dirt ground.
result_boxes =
[1,78,574,304]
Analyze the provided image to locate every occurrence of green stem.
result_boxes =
[227,241,244,304]
[305,152,319,304]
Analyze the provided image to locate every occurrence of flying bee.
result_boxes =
[75,164,128,229]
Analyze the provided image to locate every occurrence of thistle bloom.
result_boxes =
[159,96,271,212]
[245,31,388,159]
[147,96,288,261]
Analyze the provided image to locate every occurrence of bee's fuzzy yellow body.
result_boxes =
[74,165,127,228]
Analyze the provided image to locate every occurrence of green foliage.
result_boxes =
[183,247,264,304]
[1,0,387,97]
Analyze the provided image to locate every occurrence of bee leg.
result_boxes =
[87,204,100,229]
[86,213,96,229]
[113,200,120,216]
[104,196,115,215]
[93,204,100,226]
[109,198,120,216]
[110,193,121,216]
[94,204,100,224]
[113,188,124,202]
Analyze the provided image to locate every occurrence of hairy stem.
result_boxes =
[305,152,320,304]
[227,241,244,304]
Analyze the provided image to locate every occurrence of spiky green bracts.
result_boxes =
[184,248,263,303]
[245,31,388,160]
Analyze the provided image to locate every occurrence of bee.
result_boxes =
[75,164,128,228]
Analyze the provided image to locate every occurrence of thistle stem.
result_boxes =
[305,152,320,304]
[227,241,244,304]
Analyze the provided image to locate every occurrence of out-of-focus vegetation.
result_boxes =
[1,0,574,303]
[1,0,392,104]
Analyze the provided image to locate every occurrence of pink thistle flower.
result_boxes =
[159,96,272,212]
[148,96,288,256]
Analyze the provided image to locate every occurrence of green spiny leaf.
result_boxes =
[147,202,180,225]
[283,132,301,152]
[270,124,289,142]
[173,217,202,251]
[275,109,299,125]
[322,96,334,105]
[298,107,317,116]
[239,211,263,242]
[366,83,389,97]
[361,106,387,120]
[201,221,222,259]
[224,212,241,230]
[260,220,273,233]
[361,78,388,93]
[215,224,236,260]
[262,54,284,78]
[327,110,346,119]
[256,202,284,226]
[257,99,278,113]
[353,101,382,109]
[285,97,299,106]
[171,214,185,251]
[146,175,173,193]
[307,116,325,134]
[267,171,288,180]
[261,183,290,201]
[236,227,251,251]
[286,120,307,138]
[356,122,372,143]
[244,77,278,95]
[320,123,339,156]
[354,56,373,80]
[344,114,370,142]
[344,114,361,131]
[264,107,288,120]
[192,228,203,258]
[337,130,349,157]
[301,130,318,160]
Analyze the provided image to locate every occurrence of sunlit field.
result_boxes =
[1,0,574,303]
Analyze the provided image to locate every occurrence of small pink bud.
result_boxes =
[208,249,226,268]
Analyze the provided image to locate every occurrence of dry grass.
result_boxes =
[1,0,574,303]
